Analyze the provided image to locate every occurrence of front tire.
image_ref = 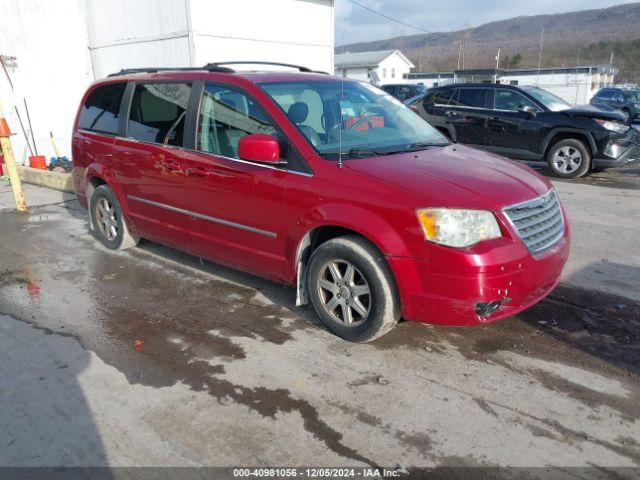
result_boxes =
[306,235,400,342]
[90,185,138,250]
[622,108,631,122]
[547,139,591,179]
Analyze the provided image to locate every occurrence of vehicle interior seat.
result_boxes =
[287,102,321,147]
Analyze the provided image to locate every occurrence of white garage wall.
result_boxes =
[0,0,93,162]
[86,0,192,78]
[0,0,335,162]
[189,0,334,72]
[89,37,192,79]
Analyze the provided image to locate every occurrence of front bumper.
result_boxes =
[593,128,640,168]
[387,224,570,326]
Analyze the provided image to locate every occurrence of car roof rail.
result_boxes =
[107,65,235,77]
[202,61,315,73]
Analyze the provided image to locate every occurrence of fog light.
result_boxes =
[475,299,509,317]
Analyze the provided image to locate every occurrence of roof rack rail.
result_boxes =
[107,65,235,77]
[203,61,314,73]
[107,61,325,78]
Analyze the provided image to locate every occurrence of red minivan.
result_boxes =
[72,62,570,342]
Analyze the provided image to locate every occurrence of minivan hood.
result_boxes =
[345,144,552,210]
[561,104,627,122]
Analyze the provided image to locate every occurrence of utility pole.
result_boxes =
[536,27,544,86]
[495,48,501,69]
[0,101,27,211]
[457,41,462,69]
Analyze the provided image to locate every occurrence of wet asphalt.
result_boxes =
[0,164,639,472]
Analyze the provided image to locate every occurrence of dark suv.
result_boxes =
[590,87,640,122]
[381,83,425,102]
[414,83,639,178]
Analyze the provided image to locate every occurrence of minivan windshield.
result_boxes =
[260,80,448,159]
[521,86,571,112]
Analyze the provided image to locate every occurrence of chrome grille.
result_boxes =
[503,190,564,254]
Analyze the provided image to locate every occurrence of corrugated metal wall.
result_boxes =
[86,0,192,77]
[190,0,334,72]
[0,0,334,160]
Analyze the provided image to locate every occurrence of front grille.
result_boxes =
[503,190,564,254]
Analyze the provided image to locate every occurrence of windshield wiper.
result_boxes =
[328,148,387,158]
[405,141,449,151]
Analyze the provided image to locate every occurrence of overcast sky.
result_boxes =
[335,0,638,45]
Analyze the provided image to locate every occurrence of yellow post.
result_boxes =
[0,101,27,212]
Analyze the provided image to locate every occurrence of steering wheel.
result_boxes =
[349,116,373,131]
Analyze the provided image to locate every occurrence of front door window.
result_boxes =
[494,90,538,112]
[197,84,276,159]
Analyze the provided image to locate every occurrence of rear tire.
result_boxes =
[306,235,400,343]
[90,185,138,250]
[546,139,591,179]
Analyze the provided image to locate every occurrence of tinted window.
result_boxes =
[127,83,192,146]
[198,84,276,158]
[396,85,423,101]
[424,88,454,106]
[494,90,538,111]
[597,90,612,99]
[78,83,126,135]
[454,88,489,108]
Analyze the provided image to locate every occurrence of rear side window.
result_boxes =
[78,83,126,135]
[424,88,454,106]
[127,83,192,146]
[454,88,489,108]
[597,90,612,99]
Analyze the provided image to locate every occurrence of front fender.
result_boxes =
[287,203,412,262]
[542,128,597,155]
[287,203,414,306]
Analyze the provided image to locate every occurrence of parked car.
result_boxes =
[381,83,426,102]
[415,83,639,178]
[590,87,640,122]
[406,92,426,108]
[72,63,569,342]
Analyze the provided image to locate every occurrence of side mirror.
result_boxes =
[519,105,537,117]
[238,133,280,164]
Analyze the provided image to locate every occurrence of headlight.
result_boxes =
[416,208,502,248]
[596,119,630,133]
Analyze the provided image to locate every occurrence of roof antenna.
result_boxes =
[338,15,346,170]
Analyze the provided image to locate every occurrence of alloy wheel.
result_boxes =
[95,197,119,241]
[316,260,371,326]
[553,146,583,174]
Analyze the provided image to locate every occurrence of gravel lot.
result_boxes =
[0,164,639,476]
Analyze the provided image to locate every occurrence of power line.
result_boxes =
[345,0,431,34]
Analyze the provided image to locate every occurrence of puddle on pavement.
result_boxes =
[2,203,640,466]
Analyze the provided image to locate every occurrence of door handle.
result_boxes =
[444,110,454,117]
[185,166,211,177]
[156,160,183,172]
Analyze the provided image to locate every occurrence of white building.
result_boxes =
[334,50,414,86]
[404,66,618,106]
[0,0,334,162]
